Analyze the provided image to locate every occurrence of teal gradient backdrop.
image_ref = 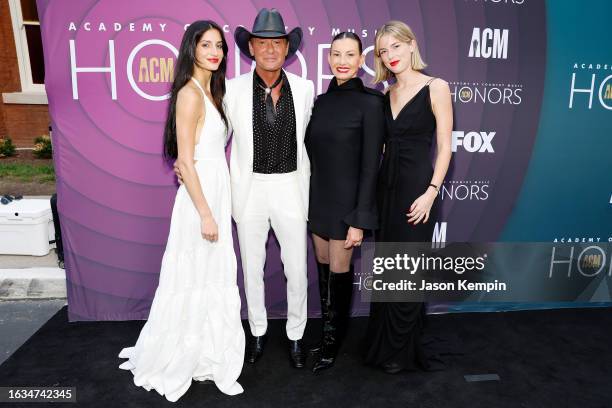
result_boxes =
[450,0,612,314]
[501,0,612,242]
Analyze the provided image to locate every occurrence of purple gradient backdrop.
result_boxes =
[37,0,546,321]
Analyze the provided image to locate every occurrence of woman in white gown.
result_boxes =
[118,20,244,402]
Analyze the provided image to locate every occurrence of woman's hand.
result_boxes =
[344,227,364,249]
[173,162,184,185]
[201,215,219,242]
[407,187,438,225]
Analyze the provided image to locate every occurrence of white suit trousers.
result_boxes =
[236,171,308,341]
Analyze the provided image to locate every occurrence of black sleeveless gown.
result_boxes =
[364,80,440,371]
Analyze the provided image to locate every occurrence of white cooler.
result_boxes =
[0,199,55,256]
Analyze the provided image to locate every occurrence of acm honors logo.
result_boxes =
[70,39,178,101]
[449,81,522,105]
[460,27,520,105]
[468,27,509,60]
[549,244,612,279]
[569,63,612,110]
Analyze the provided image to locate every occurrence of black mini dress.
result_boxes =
[305,77,385,240]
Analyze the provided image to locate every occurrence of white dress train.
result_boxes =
[118,77,245,402]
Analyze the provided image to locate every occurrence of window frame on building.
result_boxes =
[3,0,47,104]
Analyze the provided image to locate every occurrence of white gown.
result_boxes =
[118,77,245,402]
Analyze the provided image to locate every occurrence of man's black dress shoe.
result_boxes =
[289,339,306,368]
[246,335,267,364]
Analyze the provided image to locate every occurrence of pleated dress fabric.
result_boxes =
[118,78,245,401]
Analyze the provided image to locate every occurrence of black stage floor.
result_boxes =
[0,306,610,407]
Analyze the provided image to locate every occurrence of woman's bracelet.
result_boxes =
[428,183,440,193]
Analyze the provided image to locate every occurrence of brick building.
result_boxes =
[1,0,49,148]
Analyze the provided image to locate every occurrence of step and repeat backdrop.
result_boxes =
[37,0,612,321]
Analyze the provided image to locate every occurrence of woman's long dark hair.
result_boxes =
[163,20,229,160]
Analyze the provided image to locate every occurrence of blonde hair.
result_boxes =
[373,20,427,84]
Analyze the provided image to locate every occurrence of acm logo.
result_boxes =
[433,222,448,248]
[468,28,509,59]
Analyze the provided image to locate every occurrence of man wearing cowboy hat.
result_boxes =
[226,8,314,368]
[174,9,313,366]
[174,9,313,367]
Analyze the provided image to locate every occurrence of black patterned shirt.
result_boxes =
[252,70,297,174]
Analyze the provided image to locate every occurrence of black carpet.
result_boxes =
[0,306,611,407]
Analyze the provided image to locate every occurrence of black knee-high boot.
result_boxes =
[310,262,330,354]
[312,266,354,372]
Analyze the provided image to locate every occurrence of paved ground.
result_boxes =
[0,194,68,366]
[0,299,66,366]
[0,249,65,300]
[0,251,58,269]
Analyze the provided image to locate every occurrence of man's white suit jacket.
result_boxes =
[224,70,315,223]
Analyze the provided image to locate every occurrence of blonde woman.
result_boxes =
[364,21,453,374]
